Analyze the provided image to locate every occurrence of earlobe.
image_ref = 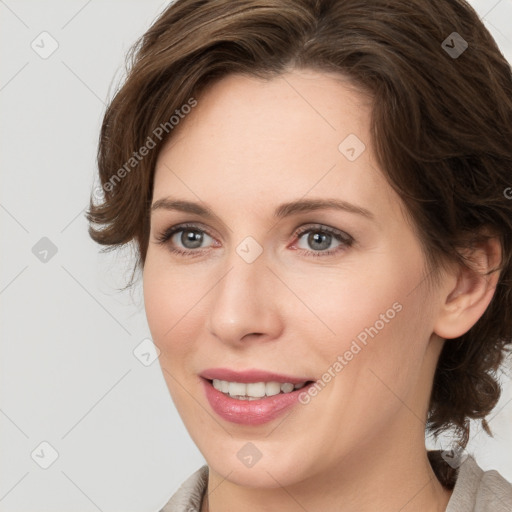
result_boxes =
[433,236,502,340]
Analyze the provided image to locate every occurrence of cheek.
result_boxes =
[321,270,435,424]
[142,255,196,353]
[286,258,412,353]
[293,250,432,406]
[142,259,203,411]
[143,267,169,343]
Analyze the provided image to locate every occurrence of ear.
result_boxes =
[433,234,502,340]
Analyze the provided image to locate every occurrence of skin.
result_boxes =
[143,69,501,512]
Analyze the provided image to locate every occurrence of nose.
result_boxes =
[205,249,283,347]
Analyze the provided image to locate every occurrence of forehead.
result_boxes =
[153,69,398,220]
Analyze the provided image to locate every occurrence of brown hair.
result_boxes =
[87,0,512,485]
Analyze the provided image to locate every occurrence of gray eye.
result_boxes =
[174,229,213,249]
[297,231,341,252]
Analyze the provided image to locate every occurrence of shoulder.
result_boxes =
[159,465,209,512]
[445,453,512,512]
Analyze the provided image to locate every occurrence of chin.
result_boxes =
[190,430,313,488]
[208,454,309,489]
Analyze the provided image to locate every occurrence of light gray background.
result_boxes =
[1,1,511,511]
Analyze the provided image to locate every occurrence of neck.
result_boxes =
[202,430,452,512]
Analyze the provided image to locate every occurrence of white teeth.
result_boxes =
[265,381,281,396]
[280,383,294,393]
[228,382,246,398]
[211,379,307,399]
[246,382,266,398]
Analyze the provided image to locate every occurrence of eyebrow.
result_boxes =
[151,197,374,221]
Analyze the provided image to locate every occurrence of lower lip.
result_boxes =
[202,379,312,425]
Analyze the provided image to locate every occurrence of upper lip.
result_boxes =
[200,368,314,384]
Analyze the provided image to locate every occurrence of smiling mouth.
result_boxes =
[201,376,317,425]
[207,378,313,400]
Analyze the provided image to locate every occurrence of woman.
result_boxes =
[87,0,512,510]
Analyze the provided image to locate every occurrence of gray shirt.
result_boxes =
[160,455,512,511]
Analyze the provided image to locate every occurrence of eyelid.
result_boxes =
[155,222,218,245]
[293,223,353,243]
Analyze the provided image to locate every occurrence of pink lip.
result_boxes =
[199,368,314,425]
[199,368,311,384]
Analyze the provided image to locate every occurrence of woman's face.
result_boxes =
[143,69,446,487]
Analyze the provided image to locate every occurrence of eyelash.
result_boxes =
[155,222,354,258]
